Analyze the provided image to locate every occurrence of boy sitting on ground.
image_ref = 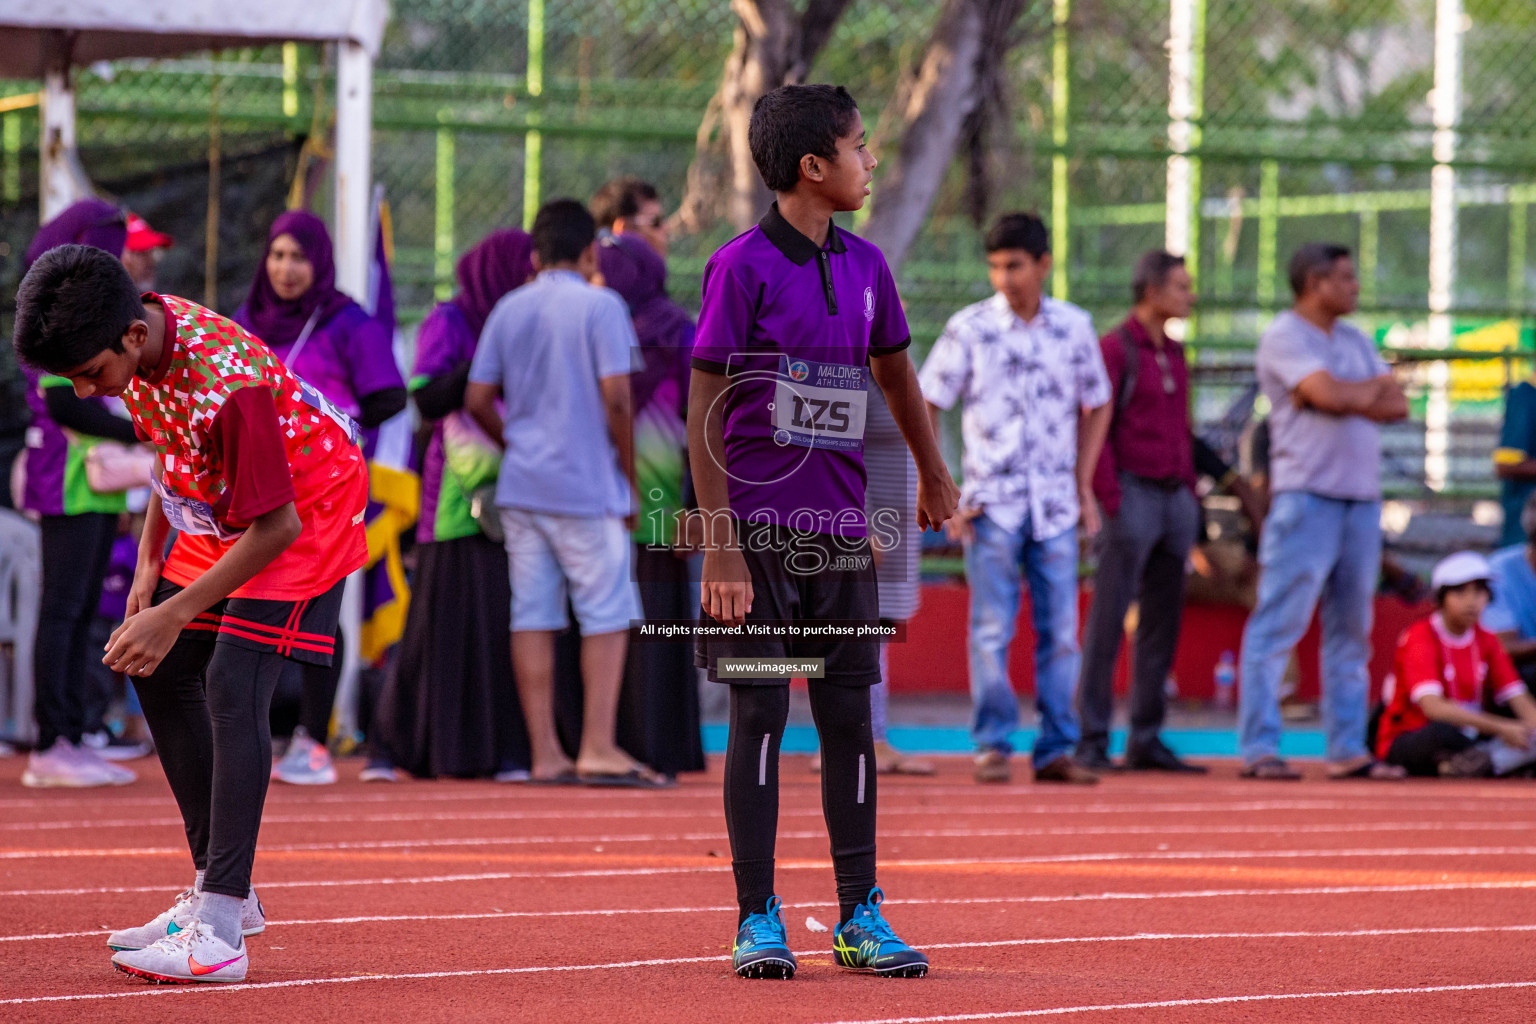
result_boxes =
[1376,551,1536,777]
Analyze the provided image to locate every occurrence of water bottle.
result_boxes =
[1214,650,1237,710]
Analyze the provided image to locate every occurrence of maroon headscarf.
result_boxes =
[235,210,354,349]
[450,229,535,337]
[24,199,128,270]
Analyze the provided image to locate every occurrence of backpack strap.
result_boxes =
[1114,324,1141,414]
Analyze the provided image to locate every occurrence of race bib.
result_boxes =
[152,477,245,542]
[772,356,868,452]
[295,379,362,447]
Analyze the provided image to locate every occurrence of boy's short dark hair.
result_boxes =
[13,243,143,375]
[984,213,1050,259]
[590,177,660,229]
[1288,242,1351,298]
[1435,580,1492,607]
[531,199,597,265]
[1132,250,1187,302]
[748,84,860,194]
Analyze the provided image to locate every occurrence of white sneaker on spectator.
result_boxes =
[22,739,133,787]
[111,919,248,983]
[359,764,399,783]
[273,727,337,785]
[108,887,265,951]
[493,768,531,783]
[82,730,154,761]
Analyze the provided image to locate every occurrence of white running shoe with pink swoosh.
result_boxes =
[111,920,248,984]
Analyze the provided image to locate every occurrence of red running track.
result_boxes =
[2,755,1536,1022]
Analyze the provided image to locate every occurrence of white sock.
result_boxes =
[199,891,243,947]
[194,870,206,894]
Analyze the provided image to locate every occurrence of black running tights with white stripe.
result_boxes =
[724,682,877,927]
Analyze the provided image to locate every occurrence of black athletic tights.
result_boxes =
[724,683,877,927]
[135,634,286,899]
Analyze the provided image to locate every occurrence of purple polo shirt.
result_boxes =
[692,204,910,537]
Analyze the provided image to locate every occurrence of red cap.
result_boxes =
[125,213,173,252]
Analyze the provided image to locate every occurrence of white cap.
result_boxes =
[1431,551,1493,590]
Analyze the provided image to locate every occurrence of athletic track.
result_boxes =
[3,755,1535,1022]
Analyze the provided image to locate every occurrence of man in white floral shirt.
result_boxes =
[920,213,1113,785]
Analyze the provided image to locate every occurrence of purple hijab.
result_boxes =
[238,210,354,349]
[598,233,694,416]
[451,229,535,337]
[24,199,128,269]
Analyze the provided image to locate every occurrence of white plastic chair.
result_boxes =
[0,508,40,746]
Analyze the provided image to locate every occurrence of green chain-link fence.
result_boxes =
[2,0,1534,500]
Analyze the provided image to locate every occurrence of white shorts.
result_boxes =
[499,508,640,635]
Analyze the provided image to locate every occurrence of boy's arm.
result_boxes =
[105,502,302,678]
[1077,401,1113,538]
[126,490,172,619]
[869,352,959,531]
[599,373,638,531]
[464,382,505,447]
[687,367,752,626]
[1507,690,1536,730]
[105,385,302,678]
[1416,692,1534,749]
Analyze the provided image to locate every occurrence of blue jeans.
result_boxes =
[1239,492,1380,765]
[964,513,1081,766]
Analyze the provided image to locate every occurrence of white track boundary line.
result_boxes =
[4,932,1535,1006]
[8,841,1536,863]
[9,911,1536,948]
[6,817,1533,844]
[807,981,1536,1023]
[7,875,1536,906]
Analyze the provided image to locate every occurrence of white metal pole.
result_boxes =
[40,33,79,222]
[333,39,373,299]
[332,38,374,738]
[1426,0,1463,491]
[1166,0,1195,261]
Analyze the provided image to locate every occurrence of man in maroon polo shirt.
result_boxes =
[1076,250,1207,773]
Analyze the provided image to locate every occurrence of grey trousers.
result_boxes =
[1076,475,1201,755]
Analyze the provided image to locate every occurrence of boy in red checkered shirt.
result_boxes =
[13,243,368,984]
[1377,551,1536,777]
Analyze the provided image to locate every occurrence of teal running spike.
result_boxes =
[833,888,929,978]
[732,895,797,980]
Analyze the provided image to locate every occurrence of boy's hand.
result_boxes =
[916,471,960,533]
[1494,720,1536,751]
[124,563,161,619]
[702,546,753,627]
[104,604,186,678]
[1079,487,1103,539]
[944,505,983,543]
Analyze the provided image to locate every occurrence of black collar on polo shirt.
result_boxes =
[758,202,847,266]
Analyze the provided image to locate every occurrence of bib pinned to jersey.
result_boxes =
[771,355,868,452]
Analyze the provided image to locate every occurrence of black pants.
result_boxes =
[34,513,118,748]
[134,578,343,898]
[272,635,343,742]
[1384,722,1474,777]
[724,682,877,925]
[1077,477,1200,756]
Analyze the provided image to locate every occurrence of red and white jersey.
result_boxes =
[123,294,368,601]
[1376,614,1527,758]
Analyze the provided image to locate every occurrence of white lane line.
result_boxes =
[7,816,1535,842]
[806,980,1536,1023]
[9,909,1536,948]
[3,935,1534,1006]
[9,840,1536,863]
[7,875,1536,907]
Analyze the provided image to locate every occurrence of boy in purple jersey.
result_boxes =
[688,84,959,980]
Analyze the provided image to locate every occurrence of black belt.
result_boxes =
[1129,473,1185,492]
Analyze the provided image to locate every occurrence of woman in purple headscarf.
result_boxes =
[369,229,537,781]
[234,211,407,784]
[17,200,145,788]
[587,223,704,779]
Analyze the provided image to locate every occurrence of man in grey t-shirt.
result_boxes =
[1238,243,1408,780]
[467,199,665,788]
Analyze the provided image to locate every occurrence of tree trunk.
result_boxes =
[672,0,854,236]
[861,0,1031,275]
